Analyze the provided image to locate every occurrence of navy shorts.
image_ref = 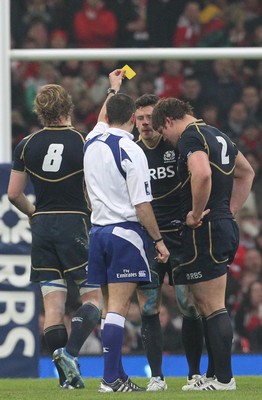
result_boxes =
[30,213,90,282]
[88,222,151,285]
[173,218,239,285]
[140,231,182,289]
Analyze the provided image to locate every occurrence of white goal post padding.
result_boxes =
[10,47,262,62]
[0,0,11,163]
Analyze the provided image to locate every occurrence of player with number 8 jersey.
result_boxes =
[8,84,102,389]
[13,129,87,214]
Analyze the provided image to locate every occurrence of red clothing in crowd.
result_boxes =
[73,2,118,48]
[156,73,184,98]
[173,19,201,47]
[230,244,247,280]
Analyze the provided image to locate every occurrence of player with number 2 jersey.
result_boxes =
[176,120,240,284]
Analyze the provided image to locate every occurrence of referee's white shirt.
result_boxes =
[84,122,152,226]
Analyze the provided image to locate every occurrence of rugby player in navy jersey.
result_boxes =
[83,69,169,392]
[152,97,254,391]
[135,94,203,391]
[8,84,102,389]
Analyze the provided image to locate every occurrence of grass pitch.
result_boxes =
[0,377,261,400]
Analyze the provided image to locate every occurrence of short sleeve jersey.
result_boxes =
[12,126,88,214]
[136,137,181,230]
[84,122,152,225]
[178,120,238,220]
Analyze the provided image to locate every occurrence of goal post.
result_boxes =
[10,47,262,62]
[0,0,11,163]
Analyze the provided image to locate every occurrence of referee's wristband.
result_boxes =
[107,88,118,95]
[153,237,163,245]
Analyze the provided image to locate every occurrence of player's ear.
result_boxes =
[105,113,109,124]
[130,113,136,125]
[166,116,173,125]
[134,112,138,127]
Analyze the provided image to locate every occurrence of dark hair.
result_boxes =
[135,94,159,109]
[106,93,135,125]
[152,97,194,131]
[241,280,262,310]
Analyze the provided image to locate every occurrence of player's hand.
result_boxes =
[28,212,34,225]
[186,209,210,228]
[109,69,126,91]
[154,241,170,263]
[27,206,35,225]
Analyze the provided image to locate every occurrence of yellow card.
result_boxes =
[121,64,136,80]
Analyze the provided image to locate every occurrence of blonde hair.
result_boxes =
[33,84,73,126]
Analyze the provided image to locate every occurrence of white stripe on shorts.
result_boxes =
[112,226,150,270]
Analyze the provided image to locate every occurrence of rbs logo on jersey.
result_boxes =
[149,165,175,180]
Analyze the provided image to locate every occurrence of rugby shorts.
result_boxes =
[30,213,91,282]
[173,218,239,285]
[88,221,151,285]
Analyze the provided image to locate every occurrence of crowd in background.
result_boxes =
[10,0,262,355]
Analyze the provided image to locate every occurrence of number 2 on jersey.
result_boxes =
[42,144,64,172]
[216,136,229,165]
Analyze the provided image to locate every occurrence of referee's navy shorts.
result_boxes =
[173,218,239,285]
[88,221,151,285]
